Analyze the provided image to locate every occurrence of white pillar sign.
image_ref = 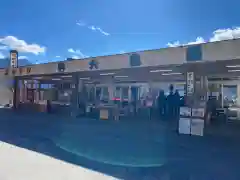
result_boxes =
[187,72,194,96]
[10,50,18,68]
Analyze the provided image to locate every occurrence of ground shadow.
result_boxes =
[0,109,240,179]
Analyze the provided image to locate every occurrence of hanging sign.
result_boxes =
[57,62,66,72]
[89,59,99,70]
[129,53,141,67]
[10,50,18,68]
[186,72,194,96]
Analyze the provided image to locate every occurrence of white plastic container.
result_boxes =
[179,118,191,135]
[191,119,204,136]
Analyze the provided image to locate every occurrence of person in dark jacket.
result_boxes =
[166,84,175,120]
[157,90,166,120]
[174,90,181,121]
[205,96,217,124]
[46,100,51,113]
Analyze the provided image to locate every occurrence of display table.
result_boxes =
[98,104,119,120]
[179,107,192,134]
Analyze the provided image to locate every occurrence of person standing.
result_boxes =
[46,100,51,113]
[157,90,166,120]
[146,93,153,120]
[174,89,181,121]
[166,84,175,121]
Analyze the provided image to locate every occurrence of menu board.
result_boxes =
[186,72,194,96]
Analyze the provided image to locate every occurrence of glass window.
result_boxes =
[186,45,202,62]
[114,87,121,100]
[101,87,109,101]
[122,87,129,101]
[88,86,95,102]
[223,85,237,106]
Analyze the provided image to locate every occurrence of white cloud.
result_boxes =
[76,20,110,36]
[167,41,181,47]
[0,36,46,55]
[68,48,75,53]
[71,55,81,59]
[0,52,5,59]
[187,37,205,45]
[88,26,96,31]
[167,27,240,47]
[167,37,205,47]
[0,46,8,50]
[119,50,126,54]
[55,55,61,58]
[18,56,28,59]
[88,26,110,36]
[76,21,86,26]
[210,27,240,42]
[68,48,88,58]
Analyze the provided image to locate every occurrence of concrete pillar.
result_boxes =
[199,76,208,101]
[71,73,79,117]
[13,77,19,110]
[237,85,240,106]
[107,76,115,104]
[128,86,132,103]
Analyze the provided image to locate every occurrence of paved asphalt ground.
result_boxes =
[0,110,240,179]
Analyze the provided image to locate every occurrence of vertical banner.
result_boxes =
[10,50,18,68]
[186,72,195,96]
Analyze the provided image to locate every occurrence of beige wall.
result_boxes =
[12,39,240,76]
[139,46,186,66]
[0,70,13,105]
[202,39,240,61]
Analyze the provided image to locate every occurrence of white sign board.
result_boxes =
[10,50,18,68]
[187,72,194,96]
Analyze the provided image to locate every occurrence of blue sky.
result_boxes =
[0,0,240,64]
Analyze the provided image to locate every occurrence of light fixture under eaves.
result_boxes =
[162,72,182,76]
[61,75,72,78]
[34,77,42,79]
[226,65,240,68]
[228,69,240,72]
[150,69,172,73]
[80,77,91,80]
[100,72,116,76]
[114,76,128,78]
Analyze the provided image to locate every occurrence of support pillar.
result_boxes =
[13,77,19,110]
[107,76,115,104]
[237,85,240,106]
[71,73,80,117]
[199,76,208,102]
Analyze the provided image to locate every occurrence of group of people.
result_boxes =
[157,84,181,121]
